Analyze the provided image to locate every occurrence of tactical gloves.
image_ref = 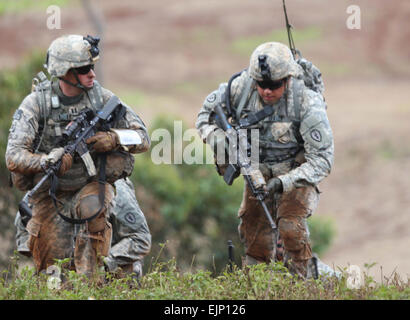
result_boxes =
[86,131,119,153]
[40,147,73,176]
[266,177,283,194]
[43,147,65,166]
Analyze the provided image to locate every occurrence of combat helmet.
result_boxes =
[45,34,100,78]
[249,42,301,81]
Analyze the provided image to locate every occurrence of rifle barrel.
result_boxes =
[259,198,277,231]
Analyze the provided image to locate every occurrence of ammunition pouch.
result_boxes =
[33,160,89,193]
[31,150,134,193]
[259,141,301,164]
[100,151,135,184]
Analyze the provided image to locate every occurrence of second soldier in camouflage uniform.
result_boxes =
[196,42,334,278]
[6,35,150,276]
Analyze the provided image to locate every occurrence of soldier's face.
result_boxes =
[65,66,96,89]
[256,80,286,105]
[76,67,96,88]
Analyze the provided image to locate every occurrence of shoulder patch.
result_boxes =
[207,93,217,103]
[124,211,137,224]
[310,129,322,142]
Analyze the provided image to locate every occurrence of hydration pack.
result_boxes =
[296,56,325,96]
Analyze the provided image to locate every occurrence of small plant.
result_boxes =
[1,255,409,300]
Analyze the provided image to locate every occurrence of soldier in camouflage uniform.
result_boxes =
[196,42,334,278]
[14,177,151,278]
[5,35,150,276]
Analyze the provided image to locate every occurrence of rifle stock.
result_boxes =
[19,193,32,227]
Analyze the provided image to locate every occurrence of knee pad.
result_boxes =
[78,194,106,233]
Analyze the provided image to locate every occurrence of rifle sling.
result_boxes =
[238,105,275,128]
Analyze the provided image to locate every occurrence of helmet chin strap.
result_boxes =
[60,69,91,92]
[284,76,290,117]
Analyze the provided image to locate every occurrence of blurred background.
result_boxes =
[0,0,409,280]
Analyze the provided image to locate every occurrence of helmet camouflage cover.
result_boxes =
[249,42,301,81]
[46,34,100,77]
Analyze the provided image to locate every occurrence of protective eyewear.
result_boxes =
[256,78,286,90]
[75,64,95,75]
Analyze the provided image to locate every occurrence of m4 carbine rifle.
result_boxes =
[19,95,122,226]
[214,105,278,244]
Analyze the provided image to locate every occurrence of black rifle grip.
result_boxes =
[223,164,240,186]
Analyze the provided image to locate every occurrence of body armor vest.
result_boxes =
[32,75,131,192]
[233,76,304,164]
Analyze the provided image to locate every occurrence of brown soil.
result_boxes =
[1,0,410,281]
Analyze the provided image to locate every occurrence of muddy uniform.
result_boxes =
[6,35,150,276]
[6,81,150,275]
[196,42,334,277]
[14,178,151,277]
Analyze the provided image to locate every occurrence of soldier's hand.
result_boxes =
[40,147,72,176]
[44,147,65,166]
[266,178,283,194]
[86,131,118,153]
[57,153,73,176]
[40,147,64,171]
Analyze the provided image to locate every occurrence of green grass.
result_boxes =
[1,254,409,300]
[308,216,336,256]
[0,0,70,15]
[374,139,410,161]
[231,27,323,57]
[116,88,148,109]
[318,62,353,77]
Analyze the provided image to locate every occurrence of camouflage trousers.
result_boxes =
[26,181,115,277]
[238,181,319,277]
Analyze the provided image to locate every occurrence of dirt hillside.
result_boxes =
[1,0,410,281]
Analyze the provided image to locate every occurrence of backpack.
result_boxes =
[296,57,325,96]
